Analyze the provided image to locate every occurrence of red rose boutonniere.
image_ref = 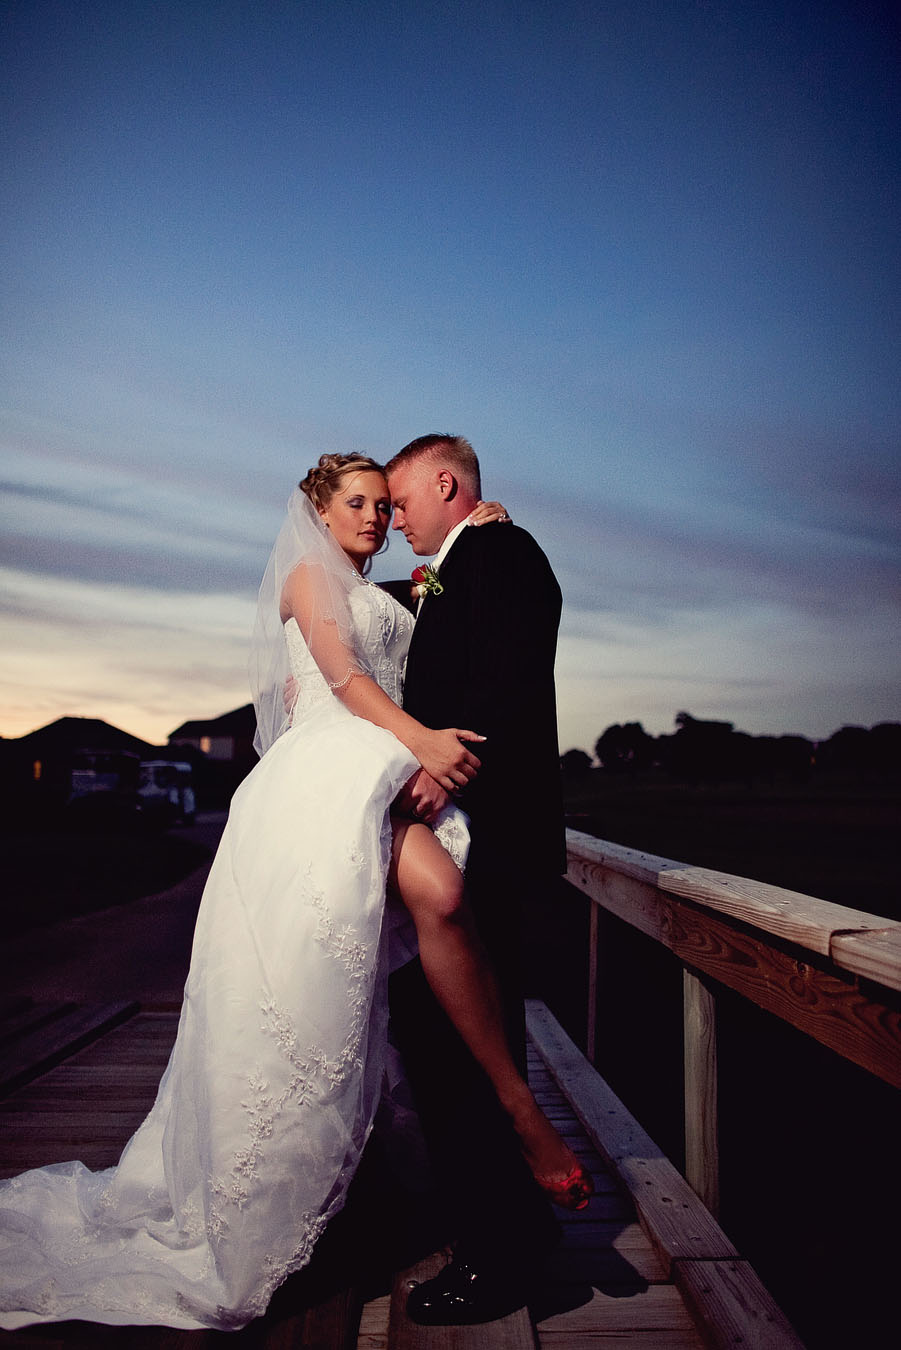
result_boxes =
[411,564,444,599]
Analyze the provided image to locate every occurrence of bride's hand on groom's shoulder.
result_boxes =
[470,500,511,526]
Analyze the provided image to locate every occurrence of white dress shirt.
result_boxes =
[415,517,471,616]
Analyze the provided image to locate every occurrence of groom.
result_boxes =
[385,434,566,1323]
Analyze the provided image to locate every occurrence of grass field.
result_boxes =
[562,768,900,920]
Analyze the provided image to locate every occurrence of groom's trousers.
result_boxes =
[387,856,560,1275]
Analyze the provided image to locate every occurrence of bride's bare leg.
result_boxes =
[390,819,589,1196]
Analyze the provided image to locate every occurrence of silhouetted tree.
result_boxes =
[581,714,892,785]
[594,722,655,772]
[818,722,901,776]
[869,722,901,773]
[560,748,594,778]
[776,734,815,780]
[818,725,871,773]
[665,712,737,782]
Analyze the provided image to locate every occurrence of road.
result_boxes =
[4,812,227,1005]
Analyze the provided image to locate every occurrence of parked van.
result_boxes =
[137,760,196,826]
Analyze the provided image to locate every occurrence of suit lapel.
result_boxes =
[409,530,467,653]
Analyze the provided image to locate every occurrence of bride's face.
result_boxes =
[319,470,392,571]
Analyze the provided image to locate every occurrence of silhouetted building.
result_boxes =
[0,716,160,823]
[169,704,257,766]
[168,705,258,805]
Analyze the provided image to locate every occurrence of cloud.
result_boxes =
[0,475,278,549]
[2,432,898,753]
[0,456,276,595]
[1,530,260,596]
[0,568,255,741]
[505,477,900,626]
[554,595,901,752]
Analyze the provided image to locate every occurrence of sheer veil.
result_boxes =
[249,487,368,757]
[0,492,452,1336]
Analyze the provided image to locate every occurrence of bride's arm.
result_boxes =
[469,499,512,525]
[283,564,484,792]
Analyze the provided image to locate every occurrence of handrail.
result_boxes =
[563,828,901,1213]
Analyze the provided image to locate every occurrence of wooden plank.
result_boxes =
[534,1279,702,1333]
[552,1190,636,1224]
[0,1142,127,1174]
[357,1294,391,1350]
[683,970,719,1217]
[586,901,599,1062]
[536,1284,703,1345]
[0,1112,147,1138]
[664,896,901,1090]
[0,1002,79,1046]
[388,1251,536,1349]
[295,1287,363,1350]
[539,1329,701,1348]
[0,1322,214,1347]
[15,1060,175,1081]
[70,1017,178,1066]
[0,1012,175,1179]
[0,1011,372,1348]
[566,831,889,959]
[830,925,901,992]
[657,867,881,959]
[1,1088,159,1110]
[565,856,668,945]
[545,1240,666,1285]
[525,1002,736,1273]
[557,1219,663,1254]
[0,1002,140,1096]
[674,1259,807,1350]
[526,1003,806,1350]
[565,832,901,1085]
[243,1285,362,1350]
[567,832,677,890]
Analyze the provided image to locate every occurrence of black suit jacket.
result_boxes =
[403,521,565,884]
[393,523,565,1259]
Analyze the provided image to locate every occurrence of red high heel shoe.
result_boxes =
[534,1161,594,1211]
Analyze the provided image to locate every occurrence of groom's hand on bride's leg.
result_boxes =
[394,768,449,823]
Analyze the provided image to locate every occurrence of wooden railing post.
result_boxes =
[683,967,720,1217]
[586,900,599,1063]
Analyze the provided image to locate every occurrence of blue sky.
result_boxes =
[2,0,898,754]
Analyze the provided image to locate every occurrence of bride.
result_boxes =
[0,453,589,1331]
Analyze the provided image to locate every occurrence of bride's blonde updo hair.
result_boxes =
[299,453,386,513]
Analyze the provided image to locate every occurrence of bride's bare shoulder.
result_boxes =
[279,557,323,622]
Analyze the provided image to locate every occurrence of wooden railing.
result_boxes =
[564,829,901,1216]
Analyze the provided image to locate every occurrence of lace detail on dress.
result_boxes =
[243,1211,327,1321]
[310,891,369,981]
[284,581,413,722]
[0,559,424,1334]
[205,852,377,1245]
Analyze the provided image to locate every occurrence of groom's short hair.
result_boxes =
[387,434,482,498]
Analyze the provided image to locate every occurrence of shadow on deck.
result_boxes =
[0,998,803,1348]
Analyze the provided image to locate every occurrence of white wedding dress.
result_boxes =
[0,573,469,1330]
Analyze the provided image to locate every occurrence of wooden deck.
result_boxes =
[0,999,803,1349]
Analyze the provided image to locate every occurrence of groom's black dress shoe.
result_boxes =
[405,1257,529,1325]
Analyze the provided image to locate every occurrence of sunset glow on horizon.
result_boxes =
[3,1,898,756]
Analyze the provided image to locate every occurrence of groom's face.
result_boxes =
[388,461,448,556]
